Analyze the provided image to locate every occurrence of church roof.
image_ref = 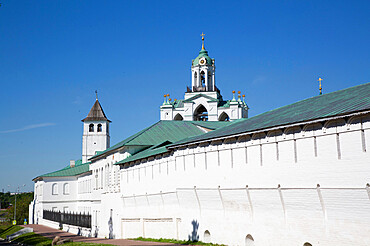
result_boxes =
[193,49,213,66]
[82,99,111,122]
[91,120,232,160]
[169,82,370,147]
[33,159,90,180]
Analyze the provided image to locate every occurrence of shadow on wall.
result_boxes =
[108,213,113,239]
[188,220,199,242]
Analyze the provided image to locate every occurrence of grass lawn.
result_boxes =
[132,237,226,246]
[12,232,116,246]
[12,232,52,246]
[0,225,22,239]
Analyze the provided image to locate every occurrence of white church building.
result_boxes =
[29,38,370,246]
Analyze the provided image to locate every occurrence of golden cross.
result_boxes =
[201,32,205,50]
[317,78,323,95]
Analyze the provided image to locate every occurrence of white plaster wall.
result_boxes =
[82,120,110,163]
[116,114,370,245]
[31,113,370,245]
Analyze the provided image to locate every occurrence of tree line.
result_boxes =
[0,192,34,224]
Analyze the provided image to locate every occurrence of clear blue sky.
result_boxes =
[0,1,369,192]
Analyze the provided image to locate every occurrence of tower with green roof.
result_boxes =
[190,33,216,93]
[160,34,249,122]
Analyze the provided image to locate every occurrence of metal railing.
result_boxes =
[43,210,91,228]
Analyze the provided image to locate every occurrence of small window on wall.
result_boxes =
[52,183,58,195]
[97,124,102,132]
[89,124,94,132]
[63,183,69,195]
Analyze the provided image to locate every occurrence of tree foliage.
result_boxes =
[3,193,34,224]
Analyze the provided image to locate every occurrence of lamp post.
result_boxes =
[8,184,25,224]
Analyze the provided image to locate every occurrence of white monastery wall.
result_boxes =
[116,113,370,245]
[30,113,370,245]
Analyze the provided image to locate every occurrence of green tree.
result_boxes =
[6,193,34,224]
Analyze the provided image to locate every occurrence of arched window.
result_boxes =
[204,230,211,243]
[218,112,230,121]
[200,71,205,85]
[63,183,69,195]
[89,124,94,132]
[303,243,312,246]
[245,234,254,246]
[174,114,183,121]
[97,124,102,132]
[194,72,197,81]
[194,104,208,121]
[52,183,58,195]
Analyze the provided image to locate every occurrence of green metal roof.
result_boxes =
[34,159,90,180]
[114,121,235,165]
[117,144,169,166]
[193,49,213,66]
[170,83,370,147]
[91,120,232,159]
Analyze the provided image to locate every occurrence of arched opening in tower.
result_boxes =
[200,71,205,86]
[219,112,230,121]
[194,105,208,121]
[174,114,184,121]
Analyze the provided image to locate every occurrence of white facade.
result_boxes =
[30,108,370,245]
[82,120,110,163]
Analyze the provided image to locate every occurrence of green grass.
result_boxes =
[12,232,52,246]
[12,232,116,246]
[132,237,226,246]
[0,225,22,239]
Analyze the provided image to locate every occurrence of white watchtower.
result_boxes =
[82,94,111,163]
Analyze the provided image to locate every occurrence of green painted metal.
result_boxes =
[170,82,370,147]
[193,49,213,66]
[93,120,232,159]
[117,145,169,165]
[35,159,90,179]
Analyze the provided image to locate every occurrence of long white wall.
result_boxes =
[117,113,370,245]
[31,113,370,245]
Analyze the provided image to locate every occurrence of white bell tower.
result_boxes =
[82,92,111,163]
[190,33,216,92]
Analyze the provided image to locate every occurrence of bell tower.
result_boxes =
[160,34,249,122]
[82,92,111,163]
[190,33,216,92]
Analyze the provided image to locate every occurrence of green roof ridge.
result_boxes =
[169,82,370,147]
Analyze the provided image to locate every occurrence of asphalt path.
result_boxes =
[21,225,176,246]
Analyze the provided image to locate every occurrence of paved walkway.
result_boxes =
[21,225,175,246]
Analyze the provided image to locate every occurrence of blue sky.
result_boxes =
[0,1,369,191]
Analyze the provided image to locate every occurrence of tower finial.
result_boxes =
[201,32,205,50]
[95,90,98,100]
[317,77,323,95]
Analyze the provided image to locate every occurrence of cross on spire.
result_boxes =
[95,90,98,100]
[201,32,205,50]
